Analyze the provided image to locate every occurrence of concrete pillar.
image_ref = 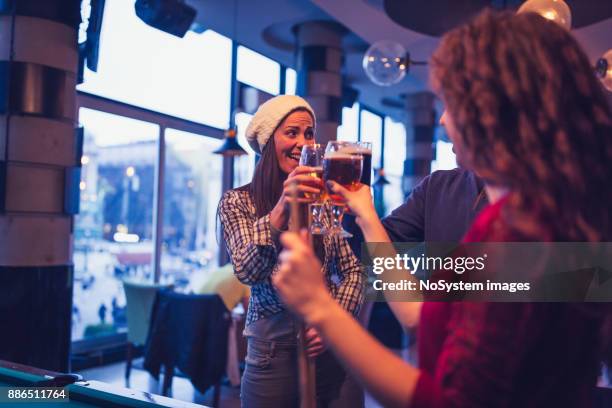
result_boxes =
[294,21,345,146]
[402,92,436,197]
[0,0,80,371]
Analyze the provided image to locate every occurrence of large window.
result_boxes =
[233,46,282,189]
[73,108,159,341]
[337,103,359,142]
[78,0,232,129]
[383,117,406,214]
[237,46,281,96]
[162,130,223,286]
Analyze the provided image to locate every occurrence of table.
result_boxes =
[0,360,206,408]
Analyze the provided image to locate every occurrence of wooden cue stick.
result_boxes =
[288,180,316,408]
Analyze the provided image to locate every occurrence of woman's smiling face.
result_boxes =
[273,109,315,174]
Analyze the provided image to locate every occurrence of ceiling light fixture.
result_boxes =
[213,128,247,156]
[517,0,572,30]
[362,40,426,87]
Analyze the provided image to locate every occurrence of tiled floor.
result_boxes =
[77,358,384,408]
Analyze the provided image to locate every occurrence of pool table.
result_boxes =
[0,360,207,407]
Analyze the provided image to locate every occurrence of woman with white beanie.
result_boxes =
[217,95,364,407]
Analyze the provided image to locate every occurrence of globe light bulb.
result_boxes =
[362,40,408,86]
[596,49,612,92]
[517,0,572,30]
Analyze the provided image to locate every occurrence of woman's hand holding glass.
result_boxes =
[322,141,364,237]
[270,166,324,230]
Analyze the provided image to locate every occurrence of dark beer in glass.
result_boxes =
[323,153,363,203]
[354,142,373,185]
[323,142,363,201]
[323,141,363,237]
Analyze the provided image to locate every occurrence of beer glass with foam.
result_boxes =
[323,141,363,237]
[299,144,326,235]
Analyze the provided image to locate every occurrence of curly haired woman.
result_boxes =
[273,10,612,408]
[218,95,364,407]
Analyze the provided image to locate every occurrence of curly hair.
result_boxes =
[431,10,612,241]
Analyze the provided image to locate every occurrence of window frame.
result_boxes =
[76,26,427,358]
[74,38,287,304]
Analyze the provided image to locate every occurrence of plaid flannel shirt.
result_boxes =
[218,188,364,326]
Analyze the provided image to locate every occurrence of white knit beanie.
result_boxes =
[245,95,316,154]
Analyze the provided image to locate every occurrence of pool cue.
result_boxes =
[288,180,316,408]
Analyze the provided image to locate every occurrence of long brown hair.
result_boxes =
[431,10,612,241]
[250,107,314,218]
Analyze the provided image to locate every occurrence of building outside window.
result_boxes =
[73,0,236,344]
[162,130,223,287]
[73,108,159,341]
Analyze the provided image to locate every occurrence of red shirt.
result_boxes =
[412,198,602,407]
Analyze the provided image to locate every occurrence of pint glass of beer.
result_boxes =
[299,144,326,234]
[323,141,363,237]
[354,142,373,186]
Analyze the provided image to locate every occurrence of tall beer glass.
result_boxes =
[299,144,326,235]
[354,142,373,186]
[323,141,363,237]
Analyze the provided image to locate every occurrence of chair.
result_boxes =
[143,291,231,407]
[195,263,250,387]
[122,280,173,385]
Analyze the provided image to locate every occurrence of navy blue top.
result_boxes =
[382,168,487,242]
[366,168,487,349]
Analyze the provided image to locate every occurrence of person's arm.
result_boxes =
[331,236,365,317]
[270,167,325,231]
[378,179,429,327]
[380,175,428,243]
[275,230,533,408]
[330,182,424,327]
[275,232,420,408]
[302,228,365,359]
[312,296,420,407]
[218,191,280,285]
[409,302,537,408]
[276,184,423,406]
[218,168,323,285]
